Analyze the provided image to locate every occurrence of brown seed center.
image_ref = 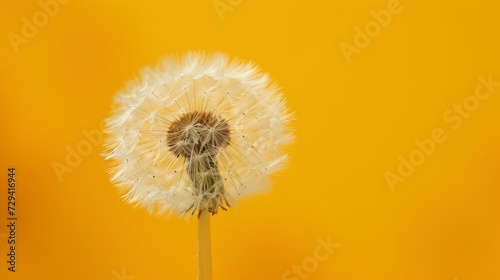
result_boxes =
[167,111,231,158]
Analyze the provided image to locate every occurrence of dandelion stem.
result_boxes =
[198,210,212,280]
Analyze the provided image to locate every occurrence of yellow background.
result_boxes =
[1,0,499,279]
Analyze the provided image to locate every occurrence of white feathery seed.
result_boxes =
[103,52,294,216]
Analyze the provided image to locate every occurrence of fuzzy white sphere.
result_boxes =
[104,52,293,216]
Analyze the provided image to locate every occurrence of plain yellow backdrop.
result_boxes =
[1,0,499,279]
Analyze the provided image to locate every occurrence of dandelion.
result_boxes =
[103,52,294,279]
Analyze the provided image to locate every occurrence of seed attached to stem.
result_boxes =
[167,111,231,215]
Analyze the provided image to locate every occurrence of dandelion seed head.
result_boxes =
[104,52,294,216]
